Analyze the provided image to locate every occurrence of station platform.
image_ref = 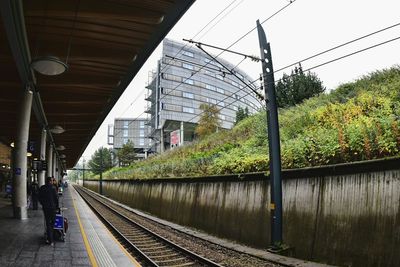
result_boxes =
[0,185,140,267]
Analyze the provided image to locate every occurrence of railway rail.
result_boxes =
[74,185,222,267]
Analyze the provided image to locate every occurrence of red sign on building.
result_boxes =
[170,130,180,146]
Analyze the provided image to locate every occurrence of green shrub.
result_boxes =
[102,66,400,180]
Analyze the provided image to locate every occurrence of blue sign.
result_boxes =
[54,214,64,230]
[28,141,35,153]
[6,184,12,194]
[15,168,21,175]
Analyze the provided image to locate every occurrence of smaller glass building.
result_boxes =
[108,118,152,159]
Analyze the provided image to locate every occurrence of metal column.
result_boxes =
[82,158,85,187]
[99,149,103,195]
[53,151,57,180]
[47,145,53,178]
[38,128,46,186]
[257,20,284,248]
[13,88,33,220]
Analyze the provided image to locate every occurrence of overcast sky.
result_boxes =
[79,0,400,163]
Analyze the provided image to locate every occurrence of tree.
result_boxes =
[117,140,136,166]
[276,64,325,108]
[235,106,249,125]
[87,147,113,175]
[195,104,221,138]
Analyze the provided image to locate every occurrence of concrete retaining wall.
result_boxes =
[84,158,400,266]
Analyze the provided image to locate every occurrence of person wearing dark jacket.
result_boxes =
[39,177,59,246]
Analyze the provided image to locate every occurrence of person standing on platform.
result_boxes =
[39,177,59,246]
[31,180,39,210]
[51,177,58,192]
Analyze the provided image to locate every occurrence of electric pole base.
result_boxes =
[267,243,294,256]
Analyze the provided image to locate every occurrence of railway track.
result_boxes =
[74,185,222,267]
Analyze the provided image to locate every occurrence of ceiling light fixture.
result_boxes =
[30,56,68,76]
[56,145,66,151]
[50,125,65,134]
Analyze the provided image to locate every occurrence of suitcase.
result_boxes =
[53,209,68,242]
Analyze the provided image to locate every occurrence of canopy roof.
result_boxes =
[0,0,194,169]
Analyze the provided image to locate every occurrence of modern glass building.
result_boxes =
[146,39,261,153]
[108,118,152,160]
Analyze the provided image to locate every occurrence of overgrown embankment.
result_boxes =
[103,67,400,179]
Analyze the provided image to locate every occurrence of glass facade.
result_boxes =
[145,39,261,153]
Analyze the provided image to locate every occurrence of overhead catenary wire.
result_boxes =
[111,0,244,133]
[303,35,400,73]
[274,21,400,73]
[164,54,234,75]
[110,0,299,146]
[195,43,265,103]
[159,0,243,74]
[222,0,297,52]
[184,34,400,126]
[107,8,399,159]
[114,87,147,119]
[164,53,260,101]
[156,0,297,105]
[267,34,400,88]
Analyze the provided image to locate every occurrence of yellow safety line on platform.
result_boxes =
[71,189,99,267]
[101,219,142,266]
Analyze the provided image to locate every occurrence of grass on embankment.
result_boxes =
[100,66,400,180]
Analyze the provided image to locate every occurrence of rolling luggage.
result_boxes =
[53,208,68,242]
[44,208,68,242]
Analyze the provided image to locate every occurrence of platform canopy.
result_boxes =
[0,0,194,169]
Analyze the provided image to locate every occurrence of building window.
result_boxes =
[182,63,194,70]
[231,81,239,87]
[216,74,224,80]
[207,98,217,105]
[139,121,145,128]
[204,70,214,77]
[204,58,218,66]
[218,101,225,107]
[123,129,128,137]
[205,84,216,91]
[123,121,129,128]
[139,138,145,146]
[108,136,114,145]
[236,73,244,79]
[183,92,194,99]
[216,87,224,94]
[123,138,129,144]
[162,73,181,82]
[183,107,195,113]
[139,130,145,137]
[108,125,114,135]
[184,79,194,85]
[182,50,194,57]
[233,105,238,111]
[220,114,226,120]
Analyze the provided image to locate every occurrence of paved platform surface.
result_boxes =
[0,185,139,267]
